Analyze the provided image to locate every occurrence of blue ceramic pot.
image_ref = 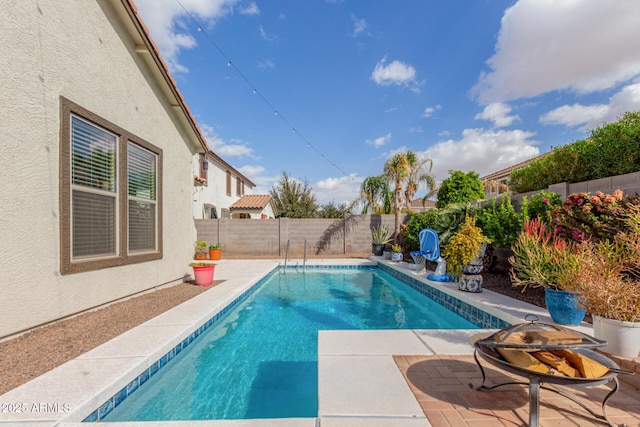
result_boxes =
[544,289,586,326]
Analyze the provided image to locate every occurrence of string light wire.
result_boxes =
[174,0,350,178]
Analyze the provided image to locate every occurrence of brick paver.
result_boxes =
[394,355,640,427]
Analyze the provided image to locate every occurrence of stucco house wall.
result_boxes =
[0,1,203,338]
[192,154,255,219]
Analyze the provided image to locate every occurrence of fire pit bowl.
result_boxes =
[470,318,630,427]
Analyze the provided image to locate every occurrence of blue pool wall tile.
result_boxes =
[376,263,510,330]
[84,263,504,422]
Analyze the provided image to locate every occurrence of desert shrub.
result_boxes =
[477,196,523,247]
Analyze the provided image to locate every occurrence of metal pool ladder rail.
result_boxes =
[283,239,307,269]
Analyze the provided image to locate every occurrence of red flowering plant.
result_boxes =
[551,190,627,243]
[509,218,578,291]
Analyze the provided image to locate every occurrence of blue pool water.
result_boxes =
[104,268,478,421]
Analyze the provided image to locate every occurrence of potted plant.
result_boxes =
[189,262,216,286]
[371,224,392,256]
[390,244,403,262]
[559,205,640,357]
[442,215,491,292]
[208,243,222,260]
[194,240,207,260]
[509,218,586,325]
[382,244,392,260]
[477,196,522,273]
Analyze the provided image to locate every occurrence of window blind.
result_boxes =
[71,116,116,191]
[128,142,157,252]
[71,116,117,258]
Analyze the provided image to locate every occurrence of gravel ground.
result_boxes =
[0,269,542,396]
[0,281,222,395]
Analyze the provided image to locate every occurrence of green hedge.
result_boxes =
[510,111,640,193]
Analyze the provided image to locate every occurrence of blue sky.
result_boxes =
[135,0,640,205]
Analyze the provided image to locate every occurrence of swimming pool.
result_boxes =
[90,265,507,422]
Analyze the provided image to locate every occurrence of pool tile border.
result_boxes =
[377,263,510,330]
[83,268,280,422]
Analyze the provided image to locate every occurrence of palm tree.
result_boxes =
[403,150,437,210]
[360,175,392,214]
[383,153,410,243]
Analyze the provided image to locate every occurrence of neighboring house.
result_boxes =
[480,153,547,199]
[192,151,256,219]
[0,0,211,338]
[408,199,437,213]
[229,194,278,219]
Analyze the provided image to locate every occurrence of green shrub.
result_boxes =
[402,210,439,251]
[524,191,562,221]
[509,111,640,193]
[436,170,485,208]
[432,203,480,245]
[477,196,523,247]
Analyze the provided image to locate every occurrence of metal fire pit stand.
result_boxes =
[468,318,627,427]
[471,347,622,427]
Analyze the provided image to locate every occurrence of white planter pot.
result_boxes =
[592,315,640,358]
[391,252,403,262]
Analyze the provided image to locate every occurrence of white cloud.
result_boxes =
[239,1,259,15]
[365,132,392,148]
[421,105,441,118]
[474,102,520,128]
[540,81,640,131]
[314,174,363,205]
[409,127,423,134]
[420,128,540,183]
[473,0,640,104]
[236,165,279,193]
[371,57,423,92]
[258,59,275,69]
[200,124,255,158]
[258,25,278,42]
[351,14,368,37]
[135,0,238,73]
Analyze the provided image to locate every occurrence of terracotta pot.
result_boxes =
[192,264,215,286]
[209,249,221,260]
[194,252,207,260]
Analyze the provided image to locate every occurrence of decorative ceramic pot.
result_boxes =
[372,244,384,256]
[592,315,640,358]
[459,274,483,292]
[192,264,215,286]
[544,289,586,326]
[391,251,403,262]
[461,264,483,275]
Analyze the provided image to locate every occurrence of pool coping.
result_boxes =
[0,258,594,427]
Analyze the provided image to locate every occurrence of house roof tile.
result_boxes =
[230,195,273,210]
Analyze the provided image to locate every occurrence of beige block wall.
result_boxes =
[196,215,402,257]
[0,1,198,338]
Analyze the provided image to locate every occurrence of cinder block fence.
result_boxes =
[196,215,405,258]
